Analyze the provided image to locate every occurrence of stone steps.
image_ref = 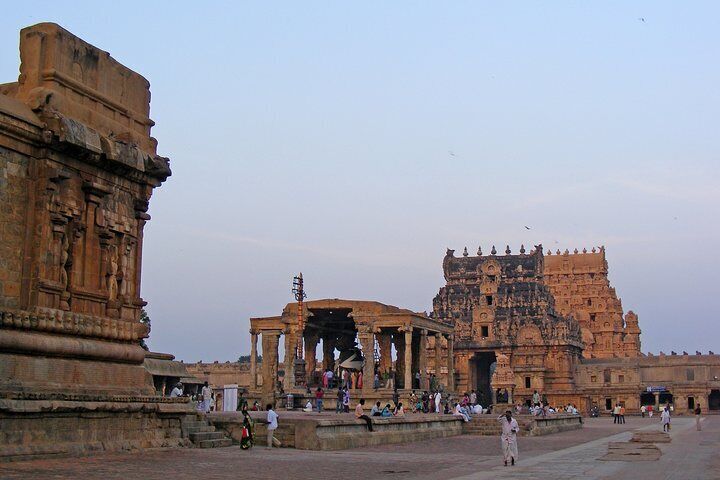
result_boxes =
[182,416,232,449]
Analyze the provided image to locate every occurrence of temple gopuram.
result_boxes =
[431,245,720,414]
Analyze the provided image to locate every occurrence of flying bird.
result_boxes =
[524,226,531,230]
[448,151,456,157]
[638,17,645,22]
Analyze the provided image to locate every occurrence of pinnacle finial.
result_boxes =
[505,245,511,255]
[520,244,526,254]
[491,245,497,255]
[477,246,482,256]
[582,248,587,254]
[462,247,468,257]
[573,248,578,254]
[556,249,561,255]
[564,249,569,255]
[547,249,552,255]
[591,247,596,253]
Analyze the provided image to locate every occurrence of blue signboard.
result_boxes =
[645,386,667,393]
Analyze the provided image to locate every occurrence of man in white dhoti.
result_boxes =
[498,410,519,466]
[434,391,442,413]
[661,406,671,432]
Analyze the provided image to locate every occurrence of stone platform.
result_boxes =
[0,393,195,461]
[208,411,464,450]
[463,413,583,436]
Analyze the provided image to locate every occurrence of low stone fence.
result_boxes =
[463,413,583,436]
[209,412,464,450]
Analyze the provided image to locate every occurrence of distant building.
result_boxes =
[431,245,720,413]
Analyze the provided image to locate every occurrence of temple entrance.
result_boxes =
[709,390,720,410]
[472,351,496,406]
[640,392,655,406]
[659,392,673,405]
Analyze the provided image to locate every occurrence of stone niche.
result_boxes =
[0,23,189,460]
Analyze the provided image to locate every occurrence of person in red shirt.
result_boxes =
[315,387,324,413]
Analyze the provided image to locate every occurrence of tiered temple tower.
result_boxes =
[432,245,584,405]
[544,247,641,358]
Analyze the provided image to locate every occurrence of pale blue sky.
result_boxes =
[2,1,718,361]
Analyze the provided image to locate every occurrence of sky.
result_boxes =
[2,1,718,361]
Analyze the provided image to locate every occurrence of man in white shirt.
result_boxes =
[200,382,212,413]
[266,404,279,449]
[434,391,442,413]
[498,410,520,466]
[169,383,183,398]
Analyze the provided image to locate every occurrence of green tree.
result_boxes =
[139,308,151,351]
[238,354,262,363]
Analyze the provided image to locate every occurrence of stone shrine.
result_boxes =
[0,23,191,459]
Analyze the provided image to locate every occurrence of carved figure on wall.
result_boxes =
[59,231,70,290]
[118,241,132,300]
[107,244,119,301]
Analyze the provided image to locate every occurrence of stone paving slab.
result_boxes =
[0,416,716,480]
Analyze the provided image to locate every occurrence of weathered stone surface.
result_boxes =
[0,23,183,460]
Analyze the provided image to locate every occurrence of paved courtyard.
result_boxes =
[2,416,718,480]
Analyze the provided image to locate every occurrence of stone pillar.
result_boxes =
[419,329,428,391]
[404,328,413,391]
[304,329,319,385]
[283,327,296,392]
[322,335,335,372]
[250,330,258,389]
[261,330,281,406]
[434,333,443,388]
[379,330,392,375]
[357,326,375,396]
[446,334,454,391]
[394,331,405,389]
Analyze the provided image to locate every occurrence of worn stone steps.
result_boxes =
[182,416,232,448]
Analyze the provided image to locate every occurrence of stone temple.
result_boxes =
[0,23,194,459]
[235,245,720,416]
[431,245,719,413]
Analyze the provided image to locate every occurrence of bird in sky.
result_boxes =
[524,226,531,230]
[638,17,645,22]
[448,151,456,157]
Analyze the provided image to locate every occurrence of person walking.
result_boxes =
[613,404,621,424]
[266,404,279,449]
[498,409,519,466]
[619,405,626,424]
[641,405,646,418]
[342,387,350,413]
[392,387,400,410]
[661,406,671,432]
[315,387,324,413]
[200,381,212,413]
[532,390,540,407]
[355,399,374,432]
[335,387,344,414]
[694,404,702,431]
[434,391,442,414]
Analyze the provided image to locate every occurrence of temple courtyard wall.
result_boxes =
[207,411,581,450]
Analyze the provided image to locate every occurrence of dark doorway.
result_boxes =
[710,390,720,410]
[473,351,496,406]
[605,398,612,410]
[640,392,655,406]
[688,397,695,410]
[659,392,673,405]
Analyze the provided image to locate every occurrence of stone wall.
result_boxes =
[0,23,187,460]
